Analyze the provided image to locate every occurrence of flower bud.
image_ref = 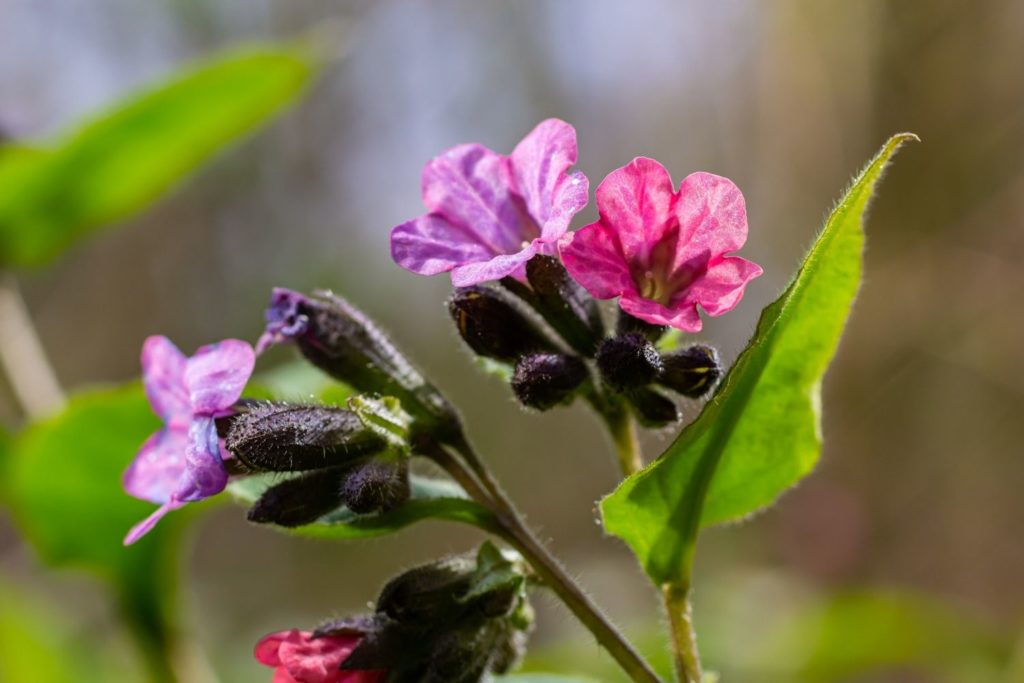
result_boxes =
[597,333,663,392]
[617,309,667,343]
[225,401,386,471]
[627,387,681,428]
[524,255,605,357]
[247,468,348,527]
[510,353,588,411]
[448,286,554,362]
[658,344,721,398]
[258,288,462,442]
[329,542,533,681]
[340,458,411,514]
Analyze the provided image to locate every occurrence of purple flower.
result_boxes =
[122,335,255,544]
[390,118,589,286]
[560,158,762,332]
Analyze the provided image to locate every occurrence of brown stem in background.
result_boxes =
[0,272,65,419]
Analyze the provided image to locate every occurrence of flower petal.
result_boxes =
[620,292,703,332]
[421,143,535,254]
[390,214,495,277]
[123,500,183,545]
[673,172,749,265]
[141,336,190,422]
[449,242,538,287]
[255,630,302,667]
[594,157,676,265]
[510,118,589,241]
[279,632,360,683]
[686,256,763,316]
[184,339,255,414]
[175,416,228,502]
[559,223,635,300]
[123,427,189,504]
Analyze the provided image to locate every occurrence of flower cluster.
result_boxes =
[121,118,763,683]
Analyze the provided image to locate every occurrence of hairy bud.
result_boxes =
[658,344,721,398]
[523,255,605,357]
[225,402,386,471]
[616,310,667,343]
[627,387,681,428]
[597,333,663,392]
[247,468,348,527]
[340,458,411,514]
[511,353,588,411]
[327,542,533,682]
[448,286,554,362]
[258,288,462,442]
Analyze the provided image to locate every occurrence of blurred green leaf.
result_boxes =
[0,385,182,682]
[0,577,141,683]
[765,590,1010,682]
[602,134,917,584]
[498,677,600,683]
[0,46,314,266]
[229,473,501,539]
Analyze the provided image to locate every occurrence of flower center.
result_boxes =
[631,234,708,307]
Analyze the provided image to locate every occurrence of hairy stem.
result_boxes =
[663,583,702,683]
[0,272,65,418]
[601,410,704,681]
[436,437,663,683]
[607,406,643,475]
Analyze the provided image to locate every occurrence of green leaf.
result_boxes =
[498,677,600,683]
[0,577,142,683]
[765,590,1010,682]
[228,473,500,539]
[0,46,314,266]
[0,385,183,678]
[602,134,917,584]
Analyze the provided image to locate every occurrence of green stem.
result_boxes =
[599,409,704,682]
[438,438,663,683]
[663,583,702,683]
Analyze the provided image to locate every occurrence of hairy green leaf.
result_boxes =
[602,135,917,584]
[498,677,600,683]
[0,46,313,266]
[229,472,500,538]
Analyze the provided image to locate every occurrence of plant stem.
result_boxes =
[600,410,704,681]
[607,406,643,475]
[663,582,702,683]
[436,437,663,683]
[0,272,65,419]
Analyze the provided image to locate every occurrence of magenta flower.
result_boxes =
[255,630,385,683]
[390,118,589,286]
[560,158,762,332]
[122,335,255,544]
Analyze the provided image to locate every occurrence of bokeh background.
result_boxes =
[1,1,1022,681]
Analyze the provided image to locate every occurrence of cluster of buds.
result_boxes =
[255,542,533,683]
[448,255,721,426]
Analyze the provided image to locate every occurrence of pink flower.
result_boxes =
[560,158,762,332]
[391,118,589,286]
[122,336,255,544]
[254,630,385,683]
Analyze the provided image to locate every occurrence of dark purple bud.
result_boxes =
[225,402,386,471]
[658,345,721,398]
[617,310,667,343]
[258,288,462,442]
[448,286,555,362]
[340,458,411,514]
[522,255,605,357]
[247,468,348,527]
[597,333,663,392]
[627,387,681,428]
[511,353,588,411]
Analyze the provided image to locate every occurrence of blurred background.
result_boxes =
[1,1,1022,681]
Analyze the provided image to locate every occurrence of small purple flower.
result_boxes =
[390,118,589,286]
[122,335,255,544]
